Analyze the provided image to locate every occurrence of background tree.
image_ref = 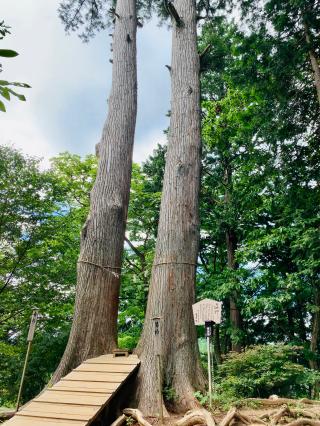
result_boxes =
[0,148,96,405]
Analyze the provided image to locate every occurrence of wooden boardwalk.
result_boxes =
[6,354,140,425]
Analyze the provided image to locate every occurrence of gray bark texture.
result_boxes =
[304,22,320,105]
[135,0,205,414]
[224,165,242,353]
[52,0,137,383]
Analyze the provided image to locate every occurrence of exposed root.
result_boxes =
[0,410,15,421]
[110,413,127,426]
[250,417,268,425]
[271,405,293,425]
[175,408,215,426]
[220,407,237,426]
[292,410,319,420]
[299,399,320,406]
[246,398,320,407]
[285,420,320,426]
[236,411,252,425]
[122,408,153,426]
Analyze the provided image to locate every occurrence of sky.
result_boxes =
[0,0,171,166]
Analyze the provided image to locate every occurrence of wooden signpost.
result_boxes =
[16,309,39,411]
[192,299,222,408]
[152,316,163,424]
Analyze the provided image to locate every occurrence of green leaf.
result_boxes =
[0,87,10,100]
[0,49,18,57]
[0,80,31,88]
[11,82,31,88]
[7,88,26,101]
[0,99,6,112]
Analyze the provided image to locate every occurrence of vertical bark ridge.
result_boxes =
[52,0,137,383]
[136,0,205,414]
[304,21,320,105]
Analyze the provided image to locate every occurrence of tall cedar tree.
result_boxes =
[53,0,137,382]
[136,0,205,414]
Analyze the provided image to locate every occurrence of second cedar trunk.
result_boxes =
[136,0,205,414]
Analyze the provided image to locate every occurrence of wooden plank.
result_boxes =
[7,353,140,425]
[16,410,92,422]
[22,401,97,418]
[84,354,139,365]
[6,416,86,426]
[52,380,119,393]
[76,363,134,373]
[62,371,127,383]
[35,390,111,406]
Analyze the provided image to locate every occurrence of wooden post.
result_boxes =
[205,321,214,409]
[16,309,38,411]
[152,316,163,424]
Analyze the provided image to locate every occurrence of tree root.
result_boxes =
[111,401,320,426]
[0,410,15,421]
[245,398,320,407]
[292,410,319,420]
[110,413,127,426]
[271,405,293,425]
[110,409,152,426]
[257,403,320,426]
[175,408,216,426]
[123,408,153,426]
[285,420,320,426]
[220,407,255,426]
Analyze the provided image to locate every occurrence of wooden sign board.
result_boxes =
[192,299,222,325]
[27,310,38,342]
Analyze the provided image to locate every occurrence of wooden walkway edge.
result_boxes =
[5,354,140,426]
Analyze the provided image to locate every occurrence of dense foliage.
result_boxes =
[216,345,320,401]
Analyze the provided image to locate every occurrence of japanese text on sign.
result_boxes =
[192,299,222,325]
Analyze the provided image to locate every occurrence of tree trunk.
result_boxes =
[213,324,222,365]
[224,166,242,353]
[52,0,137,383]
[304,21,320,105]
[310,286,320,371]
[135,0,205,414]
[310,286,320,398]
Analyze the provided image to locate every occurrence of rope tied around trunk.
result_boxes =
[153,261,197,267]
[78,259,121,278]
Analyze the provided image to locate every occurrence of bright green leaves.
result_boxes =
[216,344,320,400]
[0,148,97,405]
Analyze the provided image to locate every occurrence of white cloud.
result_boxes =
[1,0,171,165]
[133,129,167,164]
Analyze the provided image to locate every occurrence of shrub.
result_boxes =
[215,344,319,400]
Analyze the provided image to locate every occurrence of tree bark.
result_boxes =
[310,286,320,398]
[224,166,242,352]
[52,0,137,382]
[304,21,320,105]
[213,323,222,365]
[135,0,205,414]
[310,286,320,371]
